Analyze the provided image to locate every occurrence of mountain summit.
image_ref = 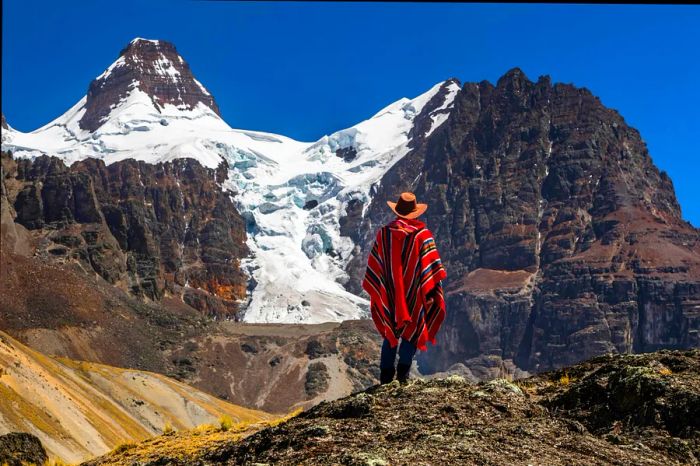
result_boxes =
[1,38,300,170]
[80,38,220,132]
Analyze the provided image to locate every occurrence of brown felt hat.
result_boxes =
[387,192,428,219]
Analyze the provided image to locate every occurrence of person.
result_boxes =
[362,192,447,385]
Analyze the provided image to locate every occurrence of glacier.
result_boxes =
[2,45,461,323]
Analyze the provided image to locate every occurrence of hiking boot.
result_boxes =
[380,367,395,385]
[396,363,411,384]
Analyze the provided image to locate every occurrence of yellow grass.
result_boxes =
[513,379,538,394]
[91,408,304,465]
[219,414,234,431]
[110,441,136,454]
[268,407,303,427]
[44,460,73,466]
[0,330,272,463]
[194,423,212,433]
[559,372,571,386]
[0,384,62,437]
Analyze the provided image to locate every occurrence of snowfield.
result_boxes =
[2,48,461,323]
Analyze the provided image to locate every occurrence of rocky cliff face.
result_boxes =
[80,38,220,132]
[345,68,700,376]
[2,152,247,317]
[2,148,382,414]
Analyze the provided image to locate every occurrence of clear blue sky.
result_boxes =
[2,1,699,226]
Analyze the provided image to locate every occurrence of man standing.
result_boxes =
[362,192,447,384]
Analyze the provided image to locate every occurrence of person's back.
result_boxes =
[362,192,447,384]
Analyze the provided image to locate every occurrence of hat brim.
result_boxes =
[386,201,428,219]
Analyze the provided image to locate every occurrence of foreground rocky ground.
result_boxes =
[0,432,48,466]
[81,349,699,465]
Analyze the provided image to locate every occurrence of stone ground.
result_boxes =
[83,349,699,466]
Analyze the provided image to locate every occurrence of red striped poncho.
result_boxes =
[362,217,447,351]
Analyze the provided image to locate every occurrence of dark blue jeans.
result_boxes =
[380,338,417,369]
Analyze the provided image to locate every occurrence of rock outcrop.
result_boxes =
[345,68,700,376]
[0,433,48,466]
[80,38,220,132]
[3,151,247,317]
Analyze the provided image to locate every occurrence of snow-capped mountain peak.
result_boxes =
[2,38,464,324]
[2,38,251,169]
[80,37,220,132]
[230,78,462,323]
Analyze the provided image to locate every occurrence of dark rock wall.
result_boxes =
[0,432,48,466]
[3,152,247,317]
[344,68,700,375]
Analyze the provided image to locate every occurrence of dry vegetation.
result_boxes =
[85,409,302,466]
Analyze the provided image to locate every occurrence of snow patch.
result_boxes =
[153,54,181,78]
[424,80,461,138]
[130,37,160,45]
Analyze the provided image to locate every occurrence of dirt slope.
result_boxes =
[0,331,271,463]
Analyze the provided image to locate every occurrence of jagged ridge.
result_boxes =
[343,67,700,377]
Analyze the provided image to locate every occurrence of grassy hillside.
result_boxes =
[0,331,272,463]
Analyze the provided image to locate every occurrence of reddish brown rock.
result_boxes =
[2,151,381,412]
[79,38,220,132]
[3,152,247,318]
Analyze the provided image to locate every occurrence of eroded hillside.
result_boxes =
[0,331,271,463]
